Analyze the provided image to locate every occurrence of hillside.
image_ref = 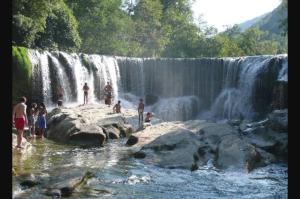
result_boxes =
[239,13,269,32]
[239,3,287,35]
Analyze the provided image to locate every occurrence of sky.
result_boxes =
[191,0,281,32]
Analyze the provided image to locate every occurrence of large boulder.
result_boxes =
[130,120,280,172]
[267,109,288,132]
[12,133,32,152]
[46,104,137,146]
[69,125,106,146]
[140,129,204,170]
[44,171,94,197]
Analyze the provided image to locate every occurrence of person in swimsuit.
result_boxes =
[12,97,28,148]
[104,82,113,106]
[113,100,121,113]
[138,99,144,126]
[28,103,38,138]
[57,86,64,107]
[83,82,89,105]
[36,103,47,138]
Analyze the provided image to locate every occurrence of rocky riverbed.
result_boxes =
[12,105,288,198]
[44,104,287,173]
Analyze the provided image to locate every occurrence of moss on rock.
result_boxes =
[12,46,32,103]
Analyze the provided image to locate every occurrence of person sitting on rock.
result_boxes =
[113,100,121,113]
[145,112,154,123]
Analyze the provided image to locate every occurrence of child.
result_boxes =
[28,103,38,138]
[113,100,121,113]
[36,103,47,138]
[138,99,144,126]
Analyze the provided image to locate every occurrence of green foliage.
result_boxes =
[66,0,136,55]
[237,28,279,55]
[13,0,81,51]
[12,0,52,47]
[34,0,81,52]
[12,46,32,102]
[133,0,169,57]
[12,0,287,57]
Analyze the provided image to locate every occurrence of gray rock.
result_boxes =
[69,125,106,146]
[140,129,204,170]
[102,125,120,139]
[267,109,288,132]
[126,135,139,146]
[45,171,94,197]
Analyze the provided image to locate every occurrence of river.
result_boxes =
[13,137,287,199]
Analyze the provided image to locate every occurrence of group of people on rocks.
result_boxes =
[83,82,153,126]
[13,82,154,149]
[82,81,113,106]
[12,97,48,149]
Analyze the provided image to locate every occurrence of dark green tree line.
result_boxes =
[13,0,287,57]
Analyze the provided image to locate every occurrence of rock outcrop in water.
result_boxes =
[46,104,287,172]
[46,104,134,146]
[12,133,32,153]
[128,117,287,172]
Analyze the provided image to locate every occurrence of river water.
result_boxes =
[13,138,287,199]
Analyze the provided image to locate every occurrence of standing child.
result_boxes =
[28,103,38,138]
[37,103,47,138]
[138,99,144,126]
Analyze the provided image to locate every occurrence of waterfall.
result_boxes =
[27,49,287,121]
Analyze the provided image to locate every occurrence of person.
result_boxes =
[28,103,38,138]
[138,98,144,126]
[36,103,47,138]
[113,100,121,113]
[57,85,64,100]
[83,82,89,105]
[145,112,154,123]
[104,82,113,106]
[57,85,64,107]
[12,97,28,149]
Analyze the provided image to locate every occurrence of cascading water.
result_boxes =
[28,49,287,121]
[28,50,52,107]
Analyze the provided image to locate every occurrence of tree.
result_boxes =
[66,0,136,56]
[34,0,81,52]
[133,0,169,57]
[12,0,52,47]
[238,28,279,55]
[161,0,203,57]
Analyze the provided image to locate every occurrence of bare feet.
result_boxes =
[15,145,24,149]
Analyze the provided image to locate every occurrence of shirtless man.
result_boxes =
[138,99,144,126]
[104,82,113,105]
[83,82,89,105]
[113,100,121,113]
[12,97,28,149]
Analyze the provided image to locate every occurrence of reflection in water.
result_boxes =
[13,138,287,199]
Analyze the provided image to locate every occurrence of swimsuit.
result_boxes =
[28,115,37,126]
[37,115,47,129]
[14,117,25,130]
